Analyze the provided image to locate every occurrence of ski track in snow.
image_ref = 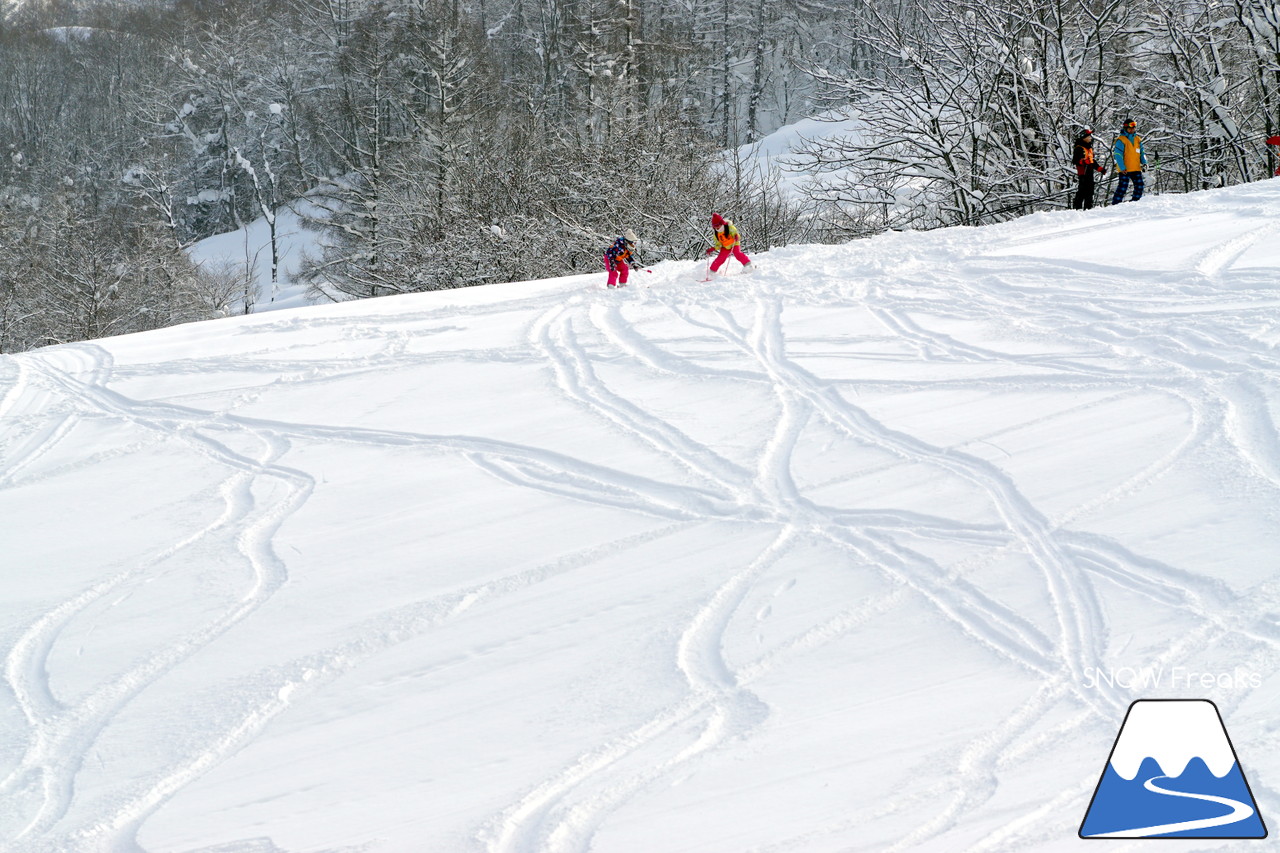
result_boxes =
[1,346,318,852]
[3,187,1280,852]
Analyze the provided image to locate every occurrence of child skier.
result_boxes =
[706,213,751,273]
[603,228,639,287]
[1071,127,1106,210]
[1111,118,1147,204]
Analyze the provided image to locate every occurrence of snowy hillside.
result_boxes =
[3,182,1280,853]
[733,111,865,199]
[186,202,320,314]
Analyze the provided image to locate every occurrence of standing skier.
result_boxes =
[1071,127,1106,210]
[1111,118,1147,204]
[603,228,639,288]
[705,213,751,273]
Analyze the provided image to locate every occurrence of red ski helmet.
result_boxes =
[711,213,725,228]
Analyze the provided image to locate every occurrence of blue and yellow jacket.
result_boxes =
[1113,133,1146,173]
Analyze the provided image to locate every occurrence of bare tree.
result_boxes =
[1232,0,1280,177]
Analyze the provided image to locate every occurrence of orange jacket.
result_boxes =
[714,221,740,249]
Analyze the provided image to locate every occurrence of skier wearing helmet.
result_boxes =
[1111,118,1147,204]
[1071,127,1106,210]
[603,228,639,288]
[705,213,751,273]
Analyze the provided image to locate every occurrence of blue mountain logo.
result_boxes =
[1080,699,1266,838]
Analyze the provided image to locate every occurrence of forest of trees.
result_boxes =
[1,0,1278,352]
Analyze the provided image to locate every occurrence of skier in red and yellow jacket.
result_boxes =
[1071,127,1106,210]
[705,213,752,273]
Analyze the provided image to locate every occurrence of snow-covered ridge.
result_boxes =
[3,181,1280,852]
[1108,700,1238,780]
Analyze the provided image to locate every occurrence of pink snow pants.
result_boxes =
[605,254,630,286]
[710,246,750,272]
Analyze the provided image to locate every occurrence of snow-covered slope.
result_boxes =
[186,202,322,314]
[733,111,865,199]
[3,182,1280,853]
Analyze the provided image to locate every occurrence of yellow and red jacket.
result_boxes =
[1072,141,1104,176]
[714,221,740,250]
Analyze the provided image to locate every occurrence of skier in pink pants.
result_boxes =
[603,228,638,287]
[706,213,751,273]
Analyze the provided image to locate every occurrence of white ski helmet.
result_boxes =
[623,228,637,243]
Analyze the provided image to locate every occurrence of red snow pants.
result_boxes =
[710,245,750,272]
[605,254,630,286]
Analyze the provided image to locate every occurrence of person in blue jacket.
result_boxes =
[1112,118,1147,204]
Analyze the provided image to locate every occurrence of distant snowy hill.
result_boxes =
[734,110,866,199]
[186,201,321,314]
[3,181,1280,852]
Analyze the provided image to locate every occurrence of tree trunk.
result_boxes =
[747,0,766,142]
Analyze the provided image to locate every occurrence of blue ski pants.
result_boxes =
[1112,171,1144,204]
